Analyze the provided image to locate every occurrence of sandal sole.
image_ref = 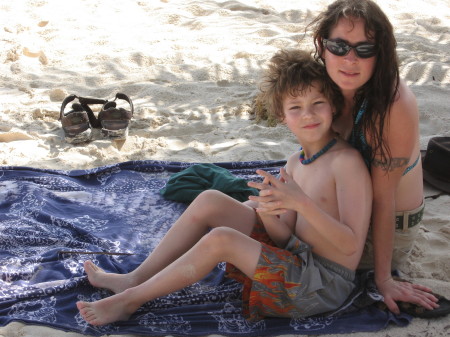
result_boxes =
[101,127,129,140]
[64,128,92,144]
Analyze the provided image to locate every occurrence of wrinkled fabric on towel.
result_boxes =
[160,163,259,203]
[0,160,412,336]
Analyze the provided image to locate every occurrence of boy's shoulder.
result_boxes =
[330,139,369,175]
[286,139,366,172]
[333,139,362,158]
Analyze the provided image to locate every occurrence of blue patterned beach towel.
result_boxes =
[0,160,411,336]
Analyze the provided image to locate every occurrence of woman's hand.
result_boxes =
[377,277,439,314]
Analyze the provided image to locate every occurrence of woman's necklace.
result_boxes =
[299,138,337,165]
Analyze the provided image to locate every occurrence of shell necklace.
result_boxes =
[299,138,337,165]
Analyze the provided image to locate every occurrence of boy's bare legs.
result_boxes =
[84,190,257,294]
[77,226,262,326]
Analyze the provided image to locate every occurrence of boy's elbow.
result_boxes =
[344,246,358,256]
[340,240,358,256]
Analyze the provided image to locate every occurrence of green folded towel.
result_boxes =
[160,163,259,203]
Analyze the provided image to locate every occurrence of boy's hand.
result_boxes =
[248,168,305,215]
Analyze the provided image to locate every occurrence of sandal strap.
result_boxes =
[113,93,134,116]
[78,97,108,106]
[59,94,79,120]
[60,94,107,122]
[78,96,108,128]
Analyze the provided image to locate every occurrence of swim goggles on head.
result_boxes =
[323,38,377,58]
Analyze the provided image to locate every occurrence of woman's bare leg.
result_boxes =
[77,227,262,326]
[84,190,257,293]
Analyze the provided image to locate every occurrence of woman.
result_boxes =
[308,0,439,315]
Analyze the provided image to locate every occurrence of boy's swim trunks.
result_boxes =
[227,218,355,321]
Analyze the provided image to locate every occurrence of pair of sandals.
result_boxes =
[60,93,134,144]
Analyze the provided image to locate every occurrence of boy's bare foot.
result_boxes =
[76,293,138,326]
[84,260,134,294]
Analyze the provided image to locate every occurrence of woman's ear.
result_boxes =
[318,38,326,62]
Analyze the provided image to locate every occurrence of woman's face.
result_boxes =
[323,17,377,97]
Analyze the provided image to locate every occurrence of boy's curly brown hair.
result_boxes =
[256,49,343,124]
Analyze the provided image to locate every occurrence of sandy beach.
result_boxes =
[0,0,449,336]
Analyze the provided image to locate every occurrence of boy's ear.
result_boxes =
[331,109,338,120]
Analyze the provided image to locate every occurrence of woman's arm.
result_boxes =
[371,82,438,313]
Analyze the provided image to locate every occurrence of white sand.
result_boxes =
[0,0,449,336]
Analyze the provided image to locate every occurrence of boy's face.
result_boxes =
[282,82,334,144]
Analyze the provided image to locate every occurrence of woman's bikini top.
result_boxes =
[348,99,420,176]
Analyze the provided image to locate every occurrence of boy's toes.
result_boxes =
[77,301,92,317]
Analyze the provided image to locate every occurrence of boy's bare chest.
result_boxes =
[294,165,338,217]
[293,166,339,245]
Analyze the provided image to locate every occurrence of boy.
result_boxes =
[77,49,372,325]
